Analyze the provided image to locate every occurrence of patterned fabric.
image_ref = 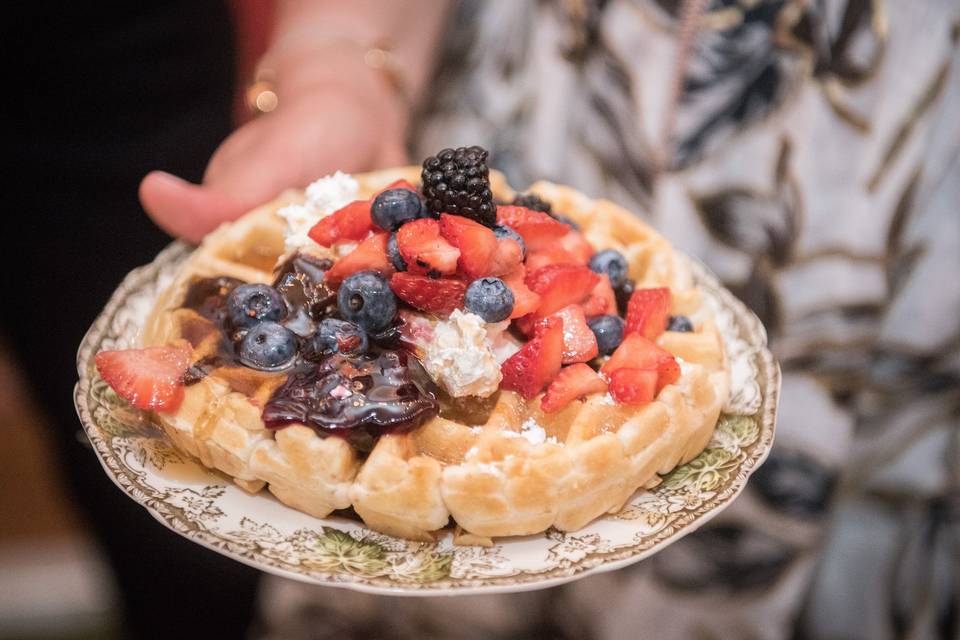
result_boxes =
[256,2,960,638]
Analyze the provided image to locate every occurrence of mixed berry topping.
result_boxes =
[667,315,694,333]
[492,224,526,260]
[464,277,514,322]
[589,249,629,290]
[262,350,438,452]
[227,283,287,330]
[337,271,397,334]
[238,321,298,370]
[421,146,495,226]
[386,232,407,272]
[587,314,625,356]
[371,187,426,231]
[510,192,551,214]
[310,318,369,358]
[97,145,696,446]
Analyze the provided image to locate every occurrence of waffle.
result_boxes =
[140,168,729,543]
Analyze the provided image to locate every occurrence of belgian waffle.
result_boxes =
[139,168,729,543]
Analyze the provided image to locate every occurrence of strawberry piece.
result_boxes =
[534,304,598,364]
[512,313,538,337]
[396,218,460,275]
[601,333,680,392]
[438,214,497,278]
[655,356,681,391]
[625,287,671,340]
[501,266,541,319]
[488,237,524,276]
[308,200,373,247]
[608,368,658,406]
[500,318,563,399]
[524,248,579,273]
[375,178,417,196]
[541,363,608,413]
[581,274,617,317]
[324,233,392,288]
[558,230,594,264]
[95,342,192,412]
[496,205,570,252]
[390,272,466,316]
[525,264,600,316]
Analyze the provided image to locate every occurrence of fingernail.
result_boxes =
[150,171,190,187]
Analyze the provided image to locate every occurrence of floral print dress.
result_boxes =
[255,2,960,638]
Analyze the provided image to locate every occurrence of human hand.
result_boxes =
[140,78,407,243]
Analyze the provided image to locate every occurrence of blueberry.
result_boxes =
[338,271,397,334]
[464,277,514,322]
[371,188,424,231]
[667,315,694,332]
[238,321,298,370]
[615,279,635,316]
[493,224,526,259]
[554,214,581,231]
[587,315,624,356]
[226,283,286,329]
[312,318,369,356]
[387,233,407,271]
[589,249,629,289]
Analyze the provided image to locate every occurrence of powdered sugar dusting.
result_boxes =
[520,417,547,445]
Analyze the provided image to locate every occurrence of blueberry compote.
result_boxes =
[262,350,438,452]
[272,253,337,337]
[177,253,441,452]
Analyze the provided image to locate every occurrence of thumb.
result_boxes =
[139,171,246,243]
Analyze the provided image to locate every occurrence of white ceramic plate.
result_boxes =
[75,242,779,596]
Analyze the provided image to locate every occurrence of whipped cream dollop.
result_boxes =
[278,171,359,253]
[423,310,504,398]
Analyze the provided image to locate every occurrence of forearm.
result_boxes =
[263,0,452,112]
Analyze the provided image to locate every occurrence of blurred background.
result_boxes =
[5,1,959,639]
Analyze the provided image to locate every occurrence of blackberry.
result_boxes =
[421,146,495,226]
[511,192,552,214]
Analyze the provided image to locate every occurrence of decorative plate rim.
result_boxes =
[75,241,780,596]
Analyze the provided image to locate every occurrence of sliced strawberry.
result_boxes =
[557,230,594,264]
[500,318,563,399]
[324,233,392,288]
[496,205,570,251]
[625,287,671,340]
[396,218,460,275]
[308,200,373,247]
[581,274,617,317]
[541,363,608,413]
[608,368,658,406]
[534,304,598,364]
[524,248,579,273]
[601,333,680,392]
[655,356,681,391]
[95,342,192,412]
[525,264,600,316]
[390,272,466,316]
[438,214,497,279]
[375,178,417,196]
[513,314,538,337]
[501,266,541,319]
[488,237,524,276]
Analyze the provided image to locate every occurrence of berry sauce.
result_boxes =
[272,253,336,338]
[176,254,442,451]
[262,350,439,452]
